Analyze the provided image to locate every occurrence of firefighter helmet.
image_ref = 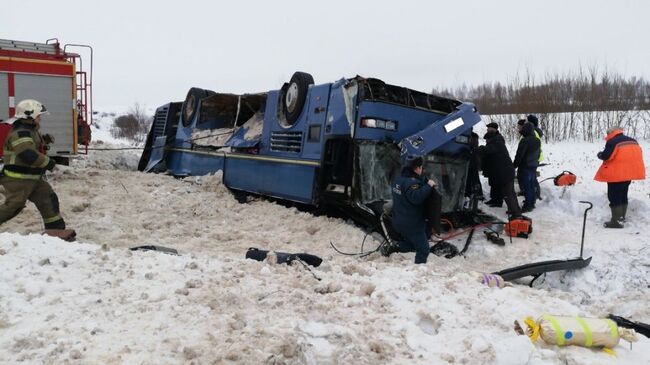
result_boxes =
[15,99,48,119]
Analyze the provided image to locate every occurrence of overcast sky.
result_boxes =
[3,0,649,110]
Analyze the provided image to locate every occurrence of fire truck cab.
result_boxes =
[0,38,92,162]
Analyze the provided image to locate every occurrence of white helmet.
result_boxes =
[15,99,48,119]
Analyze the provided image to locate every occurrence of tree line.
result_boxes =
[433,68,650,141]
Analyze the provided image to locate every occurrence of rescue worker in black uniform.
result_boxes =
[465,132,484,203]
[479,122,522,218]
[482,123,504,206]
[0,99,65,229]
[384,156,437,264]
[526,114,544,200]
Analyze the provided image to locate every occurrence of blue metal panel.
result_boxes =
[324,80,354,136]
[172,103,198,149]
[302,84,331,160]
[434,136,472,156]
[144,136,167,172]
[399,103,481,158]
[174,121,194,149]
[167,149,225,176]
[355,101,448,141]
[259,90,282,155]
[223,155,317,204]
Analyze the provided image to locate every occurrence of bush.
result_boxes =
[111,104,151,142]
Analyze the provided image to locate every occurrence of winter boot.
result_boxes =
[43,229,77,242]
[620,204,628,222]
[604,205,624,228]
[521,204,535,213]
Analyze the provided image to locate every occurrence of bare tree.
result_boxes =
[111,103,152,143]
[440,65,650,141]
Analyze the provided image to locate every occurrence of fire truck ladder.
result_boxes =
[61,41,93,153]
[0,39,62,57]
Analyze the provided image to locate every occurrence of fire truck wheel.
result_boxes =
[283,72,314,125]
[181,87,211,127]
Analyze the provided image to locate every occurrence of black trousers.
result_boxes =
[489,180,503,203]
[607,181,631,206]
[500,179,521,217]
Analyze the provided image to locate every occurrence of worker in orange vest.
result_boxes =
[594,126,646,228]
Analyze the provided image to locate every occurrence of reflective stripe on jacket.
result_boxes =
[2,118,50,179]
[534,130,544,163]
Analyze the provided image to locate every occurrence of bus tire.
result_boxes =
[283,72,314,125]
[181,87,210,127]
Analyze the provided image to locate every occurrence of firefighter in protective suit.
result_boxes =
[0,99,65,229]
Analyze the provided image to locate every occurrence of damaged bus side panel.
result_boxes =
[139,72,482,227]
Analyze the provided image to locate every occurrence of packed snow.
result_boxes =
[0,120,649,364]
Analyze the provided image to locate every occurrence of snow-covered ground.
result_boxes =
[1,123,649,364]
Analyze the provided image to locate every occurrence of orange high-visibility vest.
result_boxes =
[594,130,646,182]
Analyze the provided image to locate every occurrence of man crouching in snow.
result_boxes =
[594,126,645,228]
[382,156,438,264]
[0,99,66,230]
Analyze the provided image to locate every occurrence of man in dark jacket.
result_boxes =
[482,123,504,207]
[479,123,522,218]
[0,99,64,229]
[514,122,541,212]
[385,156,437,264]
[465,132,484,201]
[526,114,544,200]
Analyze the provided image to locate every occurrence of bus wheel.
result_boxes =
[181,87,210,127]
[283,71,314,125]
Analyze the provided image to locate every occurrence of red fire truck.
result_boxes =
[0,38,92,163]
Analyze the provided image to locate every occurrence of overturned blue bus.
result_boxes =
[138,72,482,228]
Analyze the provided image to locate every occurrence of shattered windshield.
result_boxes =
[357,142,401,204]
[424,154,469,213]
[357,142,469,212]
